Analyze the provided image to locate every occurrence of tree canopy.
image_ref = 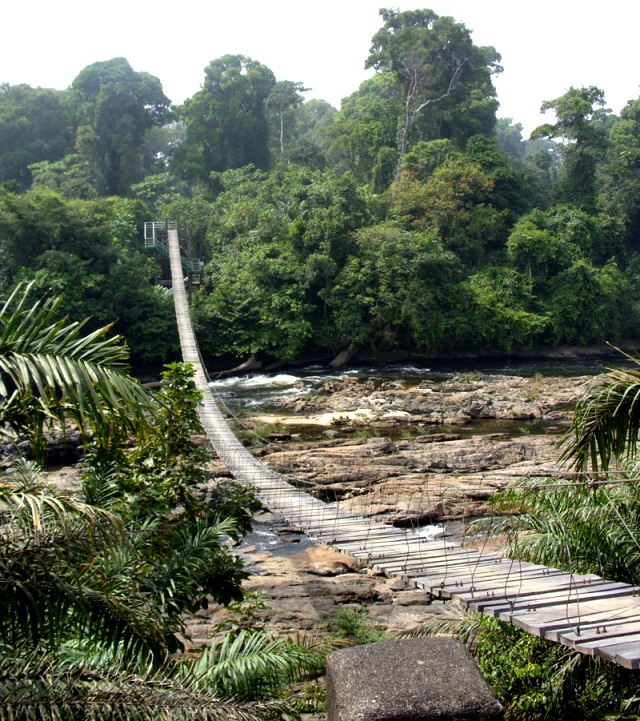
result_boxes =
[71,58,171,196]
[366,8,502,159]
[174,55,276,189]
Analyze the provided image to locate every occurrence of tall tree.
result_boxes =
[599,98,640,249]
[71,58,171,196]
[266,80,309,154]
[366,8,502,162]
[175,55,276,187]
[284,98,336,169]
[496,118,526,163]
[325,74,401,185]
[532,86,609,211]
[0,83,74,191]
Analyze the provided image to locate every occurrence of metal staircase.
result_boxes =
[144,221,203,283]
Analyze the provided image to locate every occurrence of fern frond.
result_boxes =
[401,603,482,645]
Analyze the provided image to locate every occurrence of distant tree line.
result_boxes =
[2,8,640,367]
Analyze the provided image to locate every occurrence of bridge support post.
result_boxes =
[326,638,502,721]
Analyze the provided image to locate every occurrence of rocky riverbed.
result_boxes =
[245,371,592,523]
[187,369,595,643]
[184,511,447,647]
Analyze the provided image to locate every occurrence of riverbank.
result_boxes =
[208,341,639,377]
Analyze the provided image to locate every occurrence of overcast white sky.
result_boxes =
[3,1,639,135]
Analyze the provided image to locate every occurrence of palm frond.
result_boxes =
[482,476,640,585]
[0,645,288,721]
[187,630,322,700]
[0,476,172,659]
[0,282,160,460]
[401,603,482,646]
[3,458,45,489]
[560,350,640,473]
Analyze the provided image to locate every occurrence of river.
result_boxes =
[208,355,621,417]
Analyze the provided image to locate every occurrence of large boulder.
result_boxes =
[327,637,502,721]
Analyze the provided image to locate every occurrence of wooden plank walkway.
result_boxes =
[167,229,640,669]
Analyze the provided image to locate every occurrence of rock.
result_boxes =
[330,347,360,368]
[326,638,503,721]
[392,590,428,606]
[196,519,445,638]
[261,432,561,523]
[244,370,591,524]
[295,547,362,576]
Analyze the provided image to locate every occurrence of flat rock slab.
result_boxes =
[327,638,502,721]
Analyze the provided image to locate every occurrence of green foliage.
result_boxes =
[266,80,309,154]
[195,630,324,701]
[193,240,316,360]
[326,223,461,353]
[0,83,74,191]
[0,282,156,463]
[599,98,640,250]
[291,680,328,714]
[401,138,463,180]
[324,74,401,184]
[0,647,289,721]
[130,171,191,213]
[394,157,506,263]
[367,8,502,158]
[485,476,640,583]
[545,259,630,344]
[559,354,640,473]
[504,206,633,347]
[3,50,640,367]
[0,189,178,364]
[496,118,526,163]
[71,58,171,196]
[0,343,316,718]
[191,163,370,360]
[330,607,391,645]
[462,268,548,351]
[414,605,640,720]
[464,135,533,219]
[476,618,566,720]
[533,86,609,210]
[213,592,270,635]
[507,217,579,279]
[510,206,621,267]
[475,616,639,721]
[83,361,255,534]
[0,465,168,659]
[175,55,275,189]
[29,154,100,199]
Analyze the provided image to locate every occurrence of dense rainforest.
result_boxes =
[6,9,640,720]
[2,8,640,371]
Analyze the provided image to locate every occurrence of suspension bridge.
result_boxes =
[164,225,640,670]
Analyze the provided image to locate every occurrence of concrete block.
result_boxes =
[327,638,502,721]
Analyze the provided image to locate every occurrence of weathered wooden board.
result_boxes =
[469,583,637,616]
[502,595,640,636]
[417,562,561,592]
